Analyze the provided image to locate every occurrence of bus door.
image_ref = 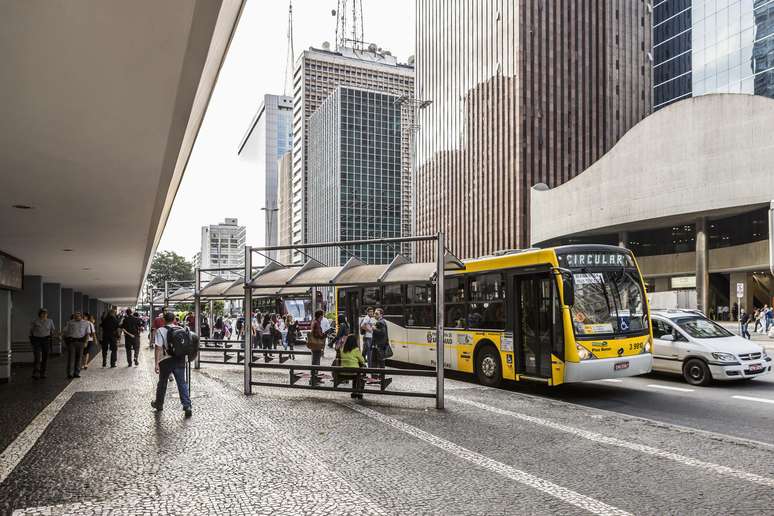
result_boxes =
[514,274,554,379]
[343,289,362,331]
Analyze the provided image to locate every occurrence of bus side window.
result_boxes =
[468,273,506,330]
[406,284,436,327]
[382,285,405,322]
[445,277,466,328]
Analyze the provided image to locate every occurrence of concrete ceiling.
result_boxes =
[0,0,243,304]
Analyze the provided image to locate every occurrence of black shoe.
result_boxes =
[110,364,116,368]
[127,364,132,367]
[73,374,81,378]
[102,363,106,368]
[134,359,138,366]
[151,401,162,412]
[184,408,192,418]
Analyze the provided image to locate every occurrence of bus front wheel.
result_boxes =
[475,344,502,387]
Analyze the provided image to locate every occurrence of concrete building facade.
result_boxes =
[307,87,403,266]
[237,94,293,258]
[414,0,652,261]
[200,218,246,278]
[530,94,774,319]
[291,46,414,262]
[276,151,293,264]
[653,0,774,110]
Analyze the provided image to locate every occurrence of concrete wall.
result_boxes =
[74,291,83,313]
[82,295,90,315]
[638,240,769,277]
[531,94,774,245]
[11,275,43,363]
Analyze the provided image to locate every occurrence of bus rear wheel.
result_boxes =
[475,345,502,387]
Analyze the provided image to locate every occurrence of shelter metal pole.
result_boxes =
[244,246,253,394]
[194,268,201,370]
[435,232,445,410]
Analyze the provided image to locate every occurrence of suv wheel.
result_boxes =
[683,358,711,386]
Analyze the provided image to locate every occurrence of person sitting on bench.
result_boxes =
[339,334,366,399]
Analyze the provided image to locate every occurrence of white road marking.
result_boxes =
[0,383,76,484]
[732,395,774,405]
[346,403,632,516]
[647,384,695,392]
[450,396,774,489]
[599,379,623,383]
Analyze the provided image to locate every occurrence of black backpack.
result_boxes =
[165,325,198,359]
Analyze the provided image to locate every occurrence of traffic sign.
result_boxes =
[736,282,744,299]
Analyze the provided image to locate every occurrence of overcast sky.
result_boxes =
[157,0,416,261]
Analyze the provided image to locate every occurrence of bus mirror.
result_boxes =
[562,274,575,307]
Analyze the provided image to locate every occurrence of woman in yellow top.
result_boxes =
[339,334,365,399]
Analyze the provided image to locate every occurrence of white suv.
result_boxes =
[651,310,772,386]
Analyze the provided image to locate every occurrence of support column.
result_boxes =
[618,231,629,249]
[73,292,83,313]
[43,283,62,354]
[244,246,252,394]
[695,218,710,316]
[0,291,11,382]
[11,275,43,364]
[435,233,445,410]
[61,288,74,321]
[82,295,90,315]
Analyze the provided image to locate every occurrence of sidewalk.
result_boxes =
[3,346,774,514]
[715,320,774,351]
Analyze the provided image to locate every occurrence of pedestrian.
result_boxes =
[286,314,299,360]
[766,305,773,333]
[150,310,165,349]
[754,308,763,333]
[360,307,376,367]
[339,334,366,399]
[101,308,120,367]
[185,312,196,331]
[332,314,350,364]
[740,309,751,340]
[29,308,55,379]
[81,313,97,370]
[321,313,332,349]
[270,314,283,351]
[120,308,142,366]
[307,310,327,385]
[62,311,90,378]
[371,308,390,373]
[151,312,197,418]
[236,314,245,340]
[259,314,274,359]
[214,316,224,340]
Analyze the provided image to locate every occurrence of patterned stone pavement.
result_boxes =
[3,346,774,515]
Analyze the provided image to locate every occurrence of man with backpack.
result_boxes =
[152,312,199,417]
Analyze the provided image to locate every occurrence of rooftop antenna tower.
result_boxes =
[332,0,364,51]
[283,0,295,96]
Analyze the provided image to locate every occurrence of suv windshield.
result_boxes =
[571,269,648,338]
[674,317,733,339]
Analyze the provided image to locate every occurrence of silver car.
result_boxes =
[651,310,772,386]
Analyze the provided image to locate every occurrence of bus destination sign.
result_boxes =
[558,252,634,269]
[0,251,23,291]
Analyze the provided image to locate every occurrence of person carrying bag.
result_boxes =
[307,310,326,385]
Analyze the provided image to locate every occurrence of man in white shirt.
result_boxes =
[151,312,195,417]
[360,307,376,366]
[62,312,91,378]
[29,308,56,379]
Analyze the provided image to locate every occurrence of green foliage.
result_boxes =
[325,311,337,321]
[147,251,194,293]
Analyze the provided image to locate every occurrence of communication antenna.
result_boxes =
[283,0,295,96]
[332,0,364,51]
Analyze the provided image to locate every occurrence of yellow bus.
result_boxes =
[336,245,653,386]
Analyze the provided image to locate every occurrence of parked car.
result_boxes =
[651,309,772,386]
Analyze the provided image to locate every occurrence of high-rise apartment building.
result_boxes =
[200,218,246,278]
[414,1,652,260]
[653,0,774,110]
[291,45,413,262]
[307,86,403,266]
[238,94,293,258]
[276,151,293,264]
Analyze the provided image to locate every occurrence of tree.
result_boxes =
[146,251,194,294]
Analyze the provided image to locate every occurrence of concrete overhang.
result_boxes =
[0,0,244,304]
[530,94,774,245]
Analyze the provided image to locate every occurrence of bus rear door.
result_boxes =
[513,273,555,380]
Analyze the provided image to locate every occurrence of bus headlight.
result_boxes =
[576,343,592,360]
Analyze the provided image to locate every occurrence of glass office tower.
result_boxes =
[653,0,774,110]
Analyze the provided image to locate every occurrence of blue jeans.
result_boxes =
[362,337,372,366]
[741,324,751,339]
[155,358,191,410]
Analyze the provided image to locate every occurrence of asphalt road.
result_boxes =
[485,370,774,446]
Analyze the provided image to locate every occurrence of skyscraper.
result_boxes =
[276,150,293,264]
[307,86,403,266]
[291,45,413,262]
[653,0,774,110]
[200,218,246,279]
[238,94,293,257]
[414,1,652,260]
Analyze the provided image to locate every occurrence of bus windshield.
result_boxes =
[570,269,648,338]
[284,299,310,321]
